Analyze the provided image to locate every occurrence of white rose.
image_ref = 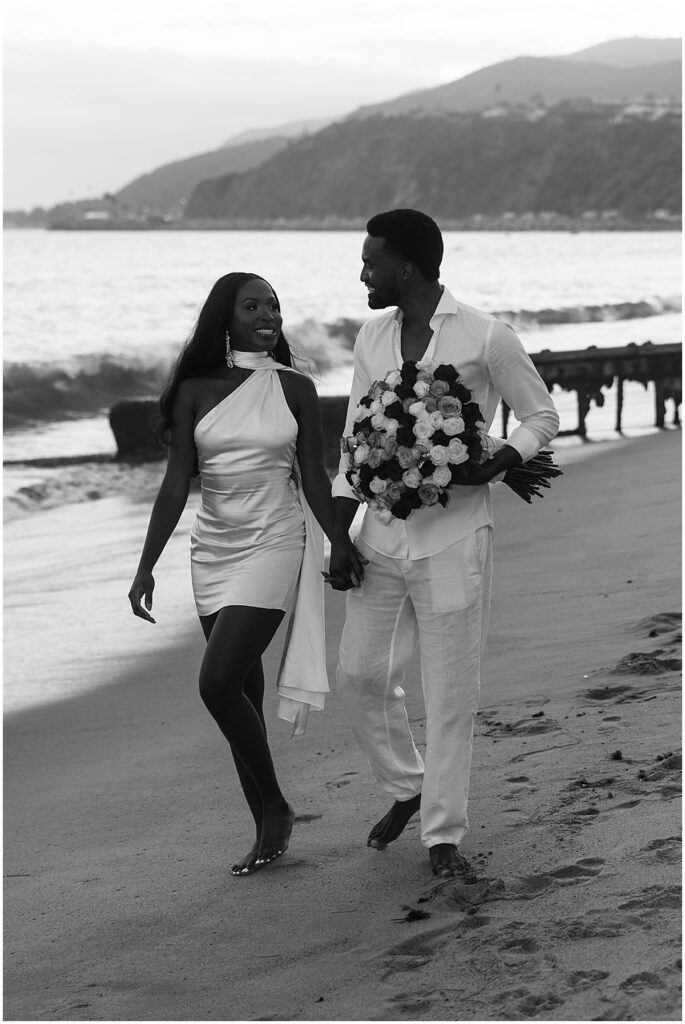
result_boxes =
[429,444,449,465]
[416,356,437,373]
[371,411,386,430]
[369,476,388,494]
[384,418,399,436]
[402,468,423,489]
[447,439,470,465]
[443,415,466,436]
[408,400,426,418]
[381,390,397,407]
[370,399,383,415]
[353,443,370,465]
[385,369,403,388]
[429,410,445,430]
[413,437,432,454]
[413,420,434,440]
[413,380,430,398]
[431,465,452,487]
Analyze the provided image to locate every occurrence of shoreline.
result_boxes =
[4,428,681,1020]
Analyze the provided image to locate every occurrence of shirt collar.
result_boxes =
[392,285,460,327]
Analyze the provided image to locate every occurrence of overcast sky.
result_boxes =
[3,0,682,209]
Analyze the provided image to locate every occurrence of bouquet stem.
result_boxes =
[502,450,563,502]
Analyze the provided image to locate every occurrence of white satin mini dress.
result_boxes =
[189,350,328,735]
[191,367,305,616]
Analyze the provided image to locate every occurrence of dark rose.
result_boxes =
[433,364,459,383]
[437,491,449,508]
[400,360,418,381]
[396,426,415,447]
[453,383,471,403]
[355,416,373,433]
[384,400,404,420]
[462,403,482,425]
[419,461,435,478]
[393,490,423,519]
[358,464,375,486]
[431,429,450,446]
[394,382,417,401]
[385,459,404,482]
[359,395,373,408]
[398,412,415,429]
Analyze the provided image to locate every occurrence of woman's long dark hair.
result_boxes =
[158,272,292,444]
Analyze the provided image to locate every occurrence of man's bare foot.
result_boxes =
[253,801,295,869]
[367,794,421,849]
[429,843,472,878]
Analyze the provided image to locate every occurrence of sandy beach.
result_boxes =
[4,429,681,1022]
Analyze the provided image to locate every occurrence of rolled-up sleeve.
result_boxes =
[487,321,560,462]
[331,330,372,499]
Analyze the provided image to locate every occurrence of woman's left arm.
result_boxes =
[281,372,365,581]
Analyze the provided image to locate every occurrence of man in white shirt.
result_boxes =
[328,209,559,877]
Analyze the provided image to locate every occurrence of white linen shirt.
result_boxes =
[332,287,560,559]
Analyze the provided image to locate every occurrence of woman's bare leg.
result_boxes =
[198,605,294,875]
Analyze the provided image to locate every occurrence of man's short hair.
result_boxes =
[366,209,443,282]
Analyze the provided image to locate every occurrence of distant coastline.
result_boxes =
[4,215,682,232]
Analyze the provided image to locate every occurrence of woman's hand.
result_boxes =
[128,571,156,623]
[326,536,368,591]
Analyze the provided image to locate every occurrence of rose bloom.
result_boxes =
[418,483,440,505]
[396,445,415,469]
[381,390,398,407]
[413,419,435,440]
[384,418,399,436]
[429,444,449,465]
[413,437,433,454]
[402,467,423,489]
[371,411,386,430]
[438,395,462,416]
[385,481,405,503]
[370,398,383,415]
[431,465,452,487]
[402,397,416,412]
[353,406,369,423]
[353,443,370,465]
[442,415,466,436]
[423,397,438,413]
[413,380,430,398]
[366,448,383,468]
[385,369,403,388]
[447,439,470,465]
[416,356,437,373]
[429,379,450,397]
[408,400,426,418]
[383,436,399,459]
[369,476,388,494]
[428,410,445,430]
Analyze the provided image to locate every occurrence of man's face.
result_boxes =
[360,234,404,309]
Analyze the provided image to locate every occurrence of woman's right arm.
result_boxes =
[128,381,198,622]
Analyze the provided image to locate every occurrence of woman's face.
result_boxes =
[229,279,282,352]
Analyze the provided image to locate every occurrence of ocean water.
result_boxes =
[3,228,681,465]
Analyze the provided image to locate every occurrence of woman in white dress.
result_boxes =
[128,272,364,876]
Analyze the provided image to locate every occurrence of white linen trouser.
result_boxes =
[336,525,493,848]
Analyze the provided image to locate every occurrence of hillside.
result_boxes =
[114,135,292,217]
[184,108,681,223]
[350,57,681,119]
[565,37,681,66]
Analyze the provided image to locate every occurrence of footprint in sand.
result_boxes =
[637,611,682,637]
[619,971,667,994]
[565,969,610,991]
[483,716,560,738]
[294,813,323,823]
[618,884,681,913]
[380,923,458,977]
[640,836,681,864]
[517,991,565,1016]
[324,771,358,790]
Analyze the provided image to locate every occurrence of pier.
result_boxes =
[502,341,682,438]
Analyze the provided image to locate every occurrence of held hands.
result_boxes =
[128,570,156,623]
[323,537,368,592]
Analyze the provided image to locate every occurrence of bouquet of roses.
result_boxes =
[341,357,562,523]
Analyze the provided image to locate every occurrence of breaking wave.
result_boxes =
[4,298,678,429]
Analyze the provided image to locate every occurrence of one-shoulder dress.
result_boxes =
[190,352,328,734]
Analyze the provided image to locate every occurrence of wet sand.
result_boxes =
[4,429,681,1021]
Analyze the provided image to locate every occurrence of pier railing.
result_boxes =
[503,341,682,437]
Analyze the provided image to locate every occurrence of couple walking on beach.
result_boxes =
[128,208,559,879]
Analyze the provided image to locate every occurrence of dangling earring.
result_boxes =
[225,331,234,369]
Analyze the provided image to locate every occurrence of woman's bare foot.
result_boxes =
[367,794,421,849]
[230,838,260,877]
[429,843,472,878]
[254,801,295,868]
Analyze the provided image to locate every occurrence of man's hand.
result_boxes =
[325,536,368,591]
